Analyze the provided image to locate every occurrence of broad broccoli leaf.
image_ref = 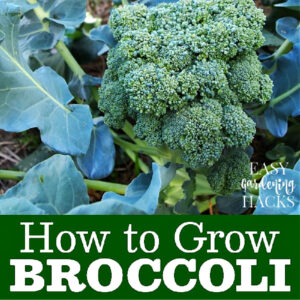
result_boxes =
[254,160,300,215]
[266,143,297,166]
[19,10,64,51]
[68,163,176,215]
[174,170,199,215]
[16,144,54,172]
[68,74,102,101]
[264,43,300,137]
[16,0,86,51]
[0,197,46,215]
[28,50,67,78]
[90,25,117,48]
[294,159,300,172]
[275,0,300,11]
[77,118,116,180]
[0,0,36,14]
[262,29,284,47]
[0,155,90,215]
[0,10,93,155]
[216,191,251,215]
[276,17,300,44]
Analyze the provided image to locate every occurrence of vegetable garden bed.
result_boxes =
[0,0,299,215]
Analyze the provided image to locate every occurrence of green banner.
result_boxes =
[0,216,299,300]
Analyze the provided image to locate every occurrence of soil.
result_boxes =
[0,130,40,194]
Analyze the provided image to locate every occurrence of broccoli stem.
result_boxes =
[55,40,99,103]
[111,132,169,159]
[0,170,127,194]
[122,121,139,143]
[251,103,268,115]
[270,83,300,106]
[272,39,294,61]
[55,40,86,78]
[0,170,25,181]
[123,148,150,173]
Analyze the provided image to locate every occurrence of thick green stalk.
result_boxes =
[124,149,149,173]
[272,39,294,61]
[122,121,139,143]
[84,179,127,194]
[112,133,166,158]
[121,121,167,165]
[0,170,25,181]
[0,170,127,194]
[55,40,99,102]
[252,103,268,116]
[56,40,85,78]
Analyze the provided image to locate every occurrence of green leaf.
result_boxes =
[0,11,93,155]
[90,25,118,48]
[0,197,45,215]
[68,163,176,215]
[0,0,36,14]
[28,51,67,78]
[266,143,296,166]
[276,17,300,44]
[194,173,215,196]
[0,155,90,215]
[262,29,285,46]
[276,0,300,11]
[174,170,199,214]
[19,10,64,51]
[76,118,116,180]
[216,191,250,215]
[15,0,87,51]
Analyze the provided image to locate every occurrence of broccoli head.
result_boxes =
[99,0,272,193]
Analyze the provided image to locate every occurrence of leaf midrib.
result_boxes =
[0,45,70,113]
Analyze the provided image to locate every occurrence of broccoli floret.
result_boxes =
[222,105,256,148]
[118,29,160,60]
[207,149,251,195]
[109,4,149,40]
[191,59,235,104]
[134,114,163,147]
[99,78,128,129]
[162,100,224,168]
[124,63,181,116]
[228,51,273,104]
[99,0,271,172]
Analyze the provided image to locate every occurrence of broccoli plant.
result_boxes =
[0,0,298,215]
[99,0,273,196]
